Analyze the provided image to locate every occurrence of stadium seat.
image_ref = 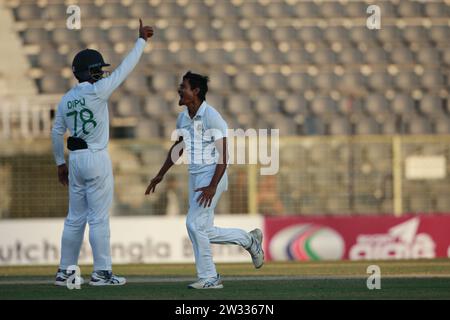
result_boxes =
[101,3,129,19]
[206,94,225,113]
[329,117,350,135]
[294,2,319,18]
[395,72,420,91]
[260,73,287,92]
[16,4,41,20]
[240,2,265,18]
[258,48,285,65]
[320,2,344,18]
[265,2,292,18]
[421,71,445,91]
[116,95,141,117]
[157,2,182,17]
[390,46,415,65]
[365,94,389,116]
[417,47,441,66]
[378,27,402,44]
[313,48,336,65]
[43,4,66,20]
[208,72,231,92]
[339,72,366,94]
[425,2,450,17]
[231,48,259,65]
[287,73,311,91]
[192,26,218,41]
[143,96,169,118]
[355,118,380,135]
[52,28,81,45]
[430,26,450,45]
[146,48,174,66]
[233,72,261,91]
[163,26,191,42]
[23,28,49,45]
[403,27,430,44]
[272,27,297,42]
[211,1,238,18]
[151,72,176,93]
[368,72,394,91]
[135,118,161,139]
[176,48,202,65]
[377,1,397,17]
[392,94,416,115]
[37,50,65,69]
[345,2,366,17]
[40,75,67,94]
[77,3,101,19]
[123,72,149,95]
[283,95,308,115]
[419,95,444,118]
[299,27,323,42]
[408,117,432,134]
[254,95,280,114]
[364,47,389,64]
[128,2,156,19]
[184,2,209,18]
[350,27,376,44]
[219,24,245,41]
[339,48,364,65]
[108,26,137,44]
[310,96,337,116]
[398,1,423,17]
[81,27,107,44]
[227,95,253,115]
[316,72,337,91]
[246,25,271,41]
[203,48,229,66]
[324,26,349,44]
[285,49,311,65]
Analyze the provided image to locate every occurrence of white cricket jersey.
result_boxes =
[51,38,147,166]
[176,101,228,174]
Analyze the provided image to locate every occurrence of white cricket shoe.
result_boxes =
[188,274,224,289]
[89,270,126,286]
[247,228,264,269]
[54,269,85,287]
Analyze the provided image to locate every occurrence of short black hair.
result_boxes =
[182,71,209,101]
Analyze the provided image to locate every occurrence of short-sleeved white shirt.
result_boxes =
[176,101,228,174]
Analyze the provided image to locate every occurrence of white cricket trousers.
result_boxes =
[59,148,113,271]
[186,170,252,279]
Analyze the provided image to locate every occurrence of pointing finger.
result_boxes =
[139,18,143,28]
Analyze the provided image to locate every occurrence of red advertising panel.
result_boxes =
[264,215,450,261]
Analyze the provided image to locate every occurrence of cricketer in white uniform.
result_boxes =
[145,71,264,289]
[51,20,153,286]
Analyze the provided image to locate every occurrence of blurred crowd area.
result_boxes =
[0,0,449,218]
[1,0,449,137]
[1,137,450,218]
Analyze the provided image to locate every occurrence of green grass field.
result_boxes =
[1,259,449,300]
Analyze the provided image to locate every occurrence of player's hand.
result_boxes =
[139,18,154,41]
[145,175,163,195]
[57,164,68,187]
[195,185,217,208]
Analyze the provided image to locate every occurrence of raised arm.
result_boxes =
[94,19,153,100]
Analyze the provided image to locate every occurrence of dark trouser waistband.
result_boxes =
[67,136,88,151]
